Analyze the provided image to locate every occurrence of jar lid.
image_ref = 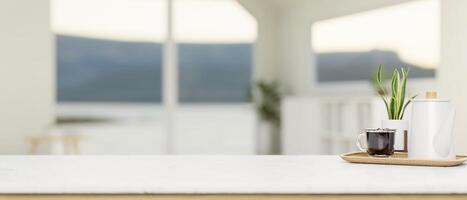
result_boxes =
[365,128,396,133]
[412,90,451,102]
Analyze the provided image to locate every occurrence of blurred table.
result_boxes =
[26,133,81,155]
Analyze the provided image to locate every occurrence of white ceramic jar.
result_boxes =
[409,92,456,160]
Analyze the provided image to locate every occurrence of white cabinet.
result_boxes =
[282,96,386,154]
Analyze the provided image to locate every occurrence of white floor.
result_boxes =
[54,103,257,155]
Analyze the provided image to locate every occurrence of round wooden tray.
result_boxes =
[340,151,467,167]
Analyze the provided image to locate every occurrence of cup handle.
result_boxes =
[356,133,367,151]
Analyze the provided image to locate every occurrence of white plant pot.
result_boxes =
[382,119,409,152]
[257,120,280,155]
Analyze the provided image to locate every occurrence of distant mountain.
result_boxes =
[57,35,436,102]
[57,35,252,102]
[316,50,435,82]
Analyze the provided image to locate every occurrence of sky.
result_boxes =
[312,0,439,68]
[51,0,257,43]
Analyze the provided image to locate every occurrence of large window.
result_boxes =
[53,0,167,154]
[52,0,257,154]
[54,0,166,102]
[174,0,257,154]
[311,0,439,83]
[175,0,256,102]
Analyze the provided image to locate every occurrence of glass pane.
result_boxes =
[312,0,438,83]
[52,0,166,154]
[174,0,258,154]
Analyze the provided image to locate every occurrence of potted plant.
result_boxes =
[375,64,417,152]
[250,81,281,155]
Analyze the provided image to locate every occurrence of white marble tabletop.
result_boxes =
[0,155,465,194]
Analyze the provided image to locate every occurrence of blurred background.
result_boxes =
[0,0,465,155]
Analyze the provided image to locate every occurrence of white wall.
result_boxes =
[237,1,280,82]
[0,0,54,154]
[439,0,467,154]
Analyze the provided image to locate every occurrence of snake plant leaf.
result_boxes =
[382,96,391,119]
[390,96,396,119]
[391,70,399,99]
[377,64,382,83]
[376,64,391,117]
[398,68,408,118]
[391,70,400,119]
[400,94,418,119]
[376,64,388,96]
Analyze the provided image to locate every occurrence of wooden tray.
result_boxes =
[340,151,467,167]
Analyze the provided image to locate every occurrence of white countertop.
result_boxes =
[0,155,466,194]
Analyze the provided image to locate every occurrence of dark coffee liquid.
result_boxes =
[367,131,394,156]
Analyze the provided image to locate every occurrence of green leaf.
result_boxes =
[376,64,387,96]
[377,64,382,84]
[375,64,391,117]
[400,94,418,119]
[381,96,391,119]
[397,70,402,117]
[390,70,400,119]
[391,70,399,98]
[389,96,396,119]
[397,68,408,119]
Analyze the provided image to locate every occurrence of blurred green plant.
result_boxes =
[249,81,281,127]
[375,64,417,120]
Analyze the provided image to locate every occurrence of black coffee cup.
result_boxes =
[357,128,396,157]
